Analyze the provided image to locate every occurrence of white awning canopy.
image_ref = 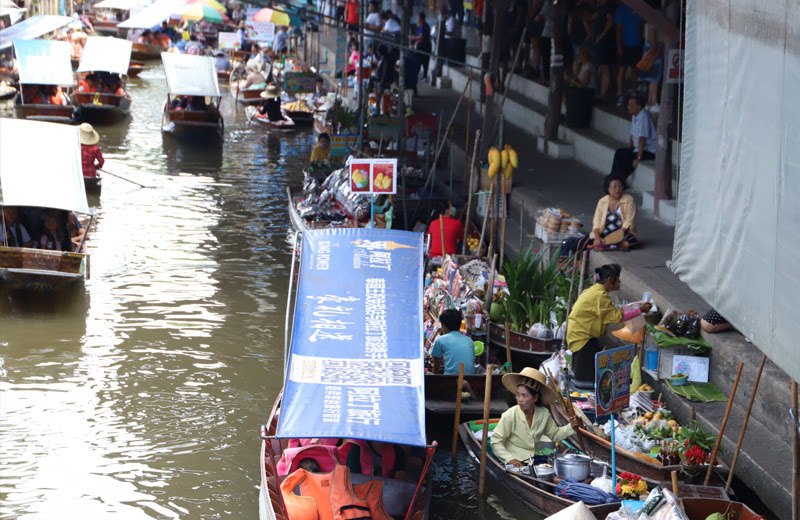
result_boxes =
[93,0,150,10]
[14,38,74,86]
[0,119,89,215]
[78,36,132,75]
[0,15,72,50]
[118,0,186,29]
[161,52,220,97]
[0,0,27,25]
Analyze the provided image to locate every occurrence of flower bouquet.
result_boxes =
[680,442,708,484]
[615,472,648,499]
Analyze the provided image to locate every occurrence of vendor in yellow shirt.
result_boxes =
[491,367,581,467]
[309,132,331,165]
[566,263,651,383]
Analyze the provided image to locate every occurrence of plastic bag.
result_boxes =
[528,323,554,339]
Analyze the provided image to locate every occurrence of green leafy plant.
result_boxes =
[501,247,567,332]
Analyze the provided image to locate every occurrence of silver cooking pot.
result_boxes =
[554,453,592,481]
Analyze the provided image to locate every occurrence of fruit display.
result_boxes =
[352,169,368,188]
[373,172,392,190]
[285,100,311,113]
[465,236,481,254]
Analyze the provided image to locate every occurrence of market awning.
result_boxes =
[0,119,89,215]
[0,15,72,50]
[0,0,27,25]
[161,52,220,96]
[118,0,186,29]
[276,228,427,447]
[13,38,74,86]
[78,36,132,75]
[93,0,150,10]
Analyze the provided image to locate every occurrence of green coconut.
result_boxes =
[705,513,727,520]
[490,303,506,322]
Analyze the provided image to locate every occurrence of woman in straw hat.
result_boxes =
[490,367,582,467]
[241,59,266,91]
[79,123,104,179]
[257,85,286,122]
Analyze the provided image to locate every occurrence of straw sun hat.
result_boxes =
[260,85,281,99]
[502,367,557,405]
[79,123,99,145]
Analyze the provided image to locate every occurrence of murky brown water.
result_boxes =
[0,64,537,520]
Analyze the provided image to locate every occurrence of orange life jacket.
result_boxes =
[280,466,392,520]
[79,79,96,93]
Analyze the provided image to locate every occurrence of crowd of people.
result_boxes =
[0,205,85,253]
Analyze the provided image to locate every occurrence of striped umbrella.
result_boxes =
[187,0,227,13]
[180,3,230,24]
[252,7,301,27]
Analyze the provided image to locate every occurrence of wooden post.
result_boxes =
[463,68,473,198]
[478,364,494,496]
[478,184,494,256]
[452,363,465,459]
[504,320,512,367]
[725,355,767,493]
[704,363,743,485]
[462,130,481,255]
[576,251,587,295]
[671,470,680,496]
[439,215,446,259]
[499,174,507,270]
[792,379,799,520]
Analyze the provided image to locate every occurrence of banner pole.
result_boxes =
[370,194,375,228]
[611,413,617,495]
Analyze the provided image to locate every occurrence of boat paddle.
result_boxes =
[98,168,152,189]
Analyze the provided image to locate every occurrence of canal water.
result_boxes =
[0,64,537,520]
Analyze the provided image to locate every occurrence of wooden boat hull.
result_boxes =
[681,498,759,520]
[285,110,313,126]
[131,42,168,60]
[217,70,230,85]
[161,109,223,139]
[84,175,102,191]
[73,93,132,124]
[259,394,431,520]
[489,322,560,371]
[14,102,75,124]
[424,373,508,417]
[93,19,119,35]
[246,106,296,132]
[459,423,619,519]
[0,247,86,292]
[128,61,146,77]
[231,85,263,105]
[287,186,359,232]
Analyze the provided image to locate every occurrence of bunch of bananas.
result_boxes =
[487,144,518,180]
[285,101,311,112]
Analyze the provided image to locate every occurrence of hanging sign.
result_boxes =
[283,71,317,93]
[217,32,240,50]
[595,344,635,417]
[245,21,275,42]
[349,158,398,195]
[667,49,684,84]
[335,28,346,76]
[331,134,358,157]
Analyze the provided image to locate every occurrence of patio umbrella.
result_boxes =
[252,7,301,27]
[180,3,230,24]
[186,0,226,14]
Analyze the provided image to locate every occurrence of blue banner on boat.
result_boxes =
[276,228,427,447]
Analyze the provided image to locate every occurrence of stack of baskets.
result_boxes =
[535,208,583,242]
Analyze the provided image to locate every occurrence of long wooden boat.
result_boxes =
[73,91,132,124]
[230,84,263,105]
[424,373,508,417]
[246,106,296,132]
[285,109,313,126]
[0,246,87,292]
[131,42,168,60]
[287,186,360,232]
[551,405,728,485]
[92,18,119,36]
[127,60,146,77]
[161,106,224,139]
[14,97,75,124]
[217,70,230,85]
[488,322,560,371]
[459,422,619,519]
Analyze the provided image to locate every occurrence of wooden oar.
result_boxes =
[725,355,767,493]
[478,364,494,496]
[704,362,743,485]
[544,367,587,454]
[97,168,151,188]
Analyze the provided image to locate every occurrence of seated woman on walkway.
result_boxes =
[491,367,581,467]
[577,174,638,251]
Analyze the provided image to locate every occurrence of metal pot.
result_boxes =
[590,460,607,478]
[534,465,555,482]
[554,453,592,481]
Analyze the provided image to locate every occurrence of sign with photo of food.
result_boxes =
[594,344,634,417]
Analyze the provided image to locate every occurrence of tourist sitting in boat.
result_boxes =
[309,133,331,165]
[214,50,232,73]
[47,85,67,105]
[185,34,204,56]
[1,206,33,248]
[258,85,286,122]
[241,60,266,90]
[137,30,155,45]
[170,95,188,110]
[38,212,72,252]
[21,84,45,104]
[340,439,408,480]
[78,73,98,93]
[566,263,651,384]
[427,201,463,257]
[67,212,85,249]
[80,123,104,179]
[429,308,475,375]
[186,96,210,111]
[491,367,582,467]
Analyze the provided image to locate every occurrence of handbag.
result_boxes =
[602,229,625,245]
[636,45,660,72]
